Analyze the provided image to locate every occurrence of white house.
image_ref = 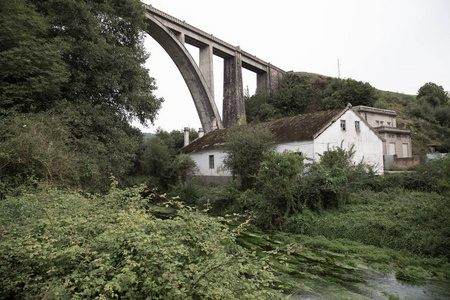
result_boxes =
[181,107,384,184]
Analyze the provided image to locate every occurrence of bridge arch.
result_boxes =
[144,10,222,133]
[144,4,284,132]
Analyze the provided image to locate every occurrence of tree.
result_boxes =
[223,125,274,189]
[28,0,163,125]
[322,78,378,109]
[417,82,449,107]
[0,0,163,192]
[0,0,69,113]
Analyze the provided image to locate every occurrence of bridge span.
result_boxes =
[144,4,285,132]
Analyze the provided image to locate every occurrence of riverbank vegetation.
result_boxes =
[1,0,449,298]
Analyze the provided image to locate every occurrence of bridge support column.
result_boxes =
[256,64,284,93]
[199,45,214,96]
[223,50,245,128]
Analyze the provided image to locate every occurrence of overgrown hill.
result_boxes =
[245,72,450,155]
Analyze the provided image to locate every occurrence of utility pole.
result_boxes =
[337,59,341,78]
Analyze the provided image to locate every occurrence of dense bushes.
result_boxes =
[287,189,450,258]
[0,184,277,299]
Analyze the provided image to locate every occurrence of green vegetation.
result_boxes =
[1,0,449,298]
[0,184,278,299]
[223,125,274,189]
[0,0,162,193]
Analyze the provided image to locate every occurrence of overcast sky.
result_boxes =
[137,0,450,133]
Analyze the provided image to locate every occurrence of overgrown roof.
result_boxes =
[181,108,346,152]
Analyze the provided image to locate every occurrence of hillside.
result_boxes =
[245,72,449,155]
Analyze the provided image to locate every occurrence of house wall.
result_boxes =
[314,110,384,174]
[353,107,397,127]
[272,140,315,159]
[378,131,412,158]
[189,149,231,177]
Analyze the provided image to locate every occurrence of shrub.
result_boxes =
[0,185,277,299]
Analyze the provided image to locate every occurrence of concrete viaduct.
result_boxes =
[144,4,285,132]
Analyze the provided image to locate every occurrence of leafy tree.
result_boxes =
[417,82,449,107]
[223,125,274,189]
[139,135,197,191]
[29,0,163,124]
[253,151,305,229]
[0,0,69,113]
[322,78,378,109]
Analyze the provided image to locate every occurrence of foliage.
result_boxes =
[0,107,142,193]
[28,0,162,124]
[298,146,373,211]
[285,189,450,259]
[417,82,449,107]
[245,73,330,123]
[252,151,305,230]
[322,78,378,110]
[0,0,69,113]
[223,125,274,189]
[0,184,278,299]
[139,134,197,191]
[407,82,450,127]
[367,154,450,194]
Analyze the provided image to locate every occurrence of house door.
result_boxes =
[389,143,396,155]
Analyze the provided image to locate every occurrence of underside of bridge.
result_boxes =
[144,4,284,132]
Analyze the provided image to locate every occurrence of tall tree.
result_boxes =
[0,0,69,112]
[30,0,163,124]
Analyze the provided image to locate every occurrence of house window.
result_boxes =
[387,122,391,126]
[355,121,360,132]
[209,155,214,169]
[340,120,346,131]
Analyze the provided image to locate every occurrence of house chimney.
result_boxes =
[198,128,204,138]
[211,118,218,131]
[184,127,190,147]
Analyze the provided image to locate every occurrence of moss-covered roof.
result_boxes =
[181,108,345,152]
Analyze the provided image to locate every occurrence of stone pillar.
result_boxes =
[223,49,245,128]
[199,44,214,97]
[257,65,284,93]
[184,127,190,146]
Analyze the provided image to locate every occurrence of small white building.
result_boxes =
[181,107,384,184]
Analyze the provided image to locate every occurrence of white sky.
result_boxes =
[136,0,450,133]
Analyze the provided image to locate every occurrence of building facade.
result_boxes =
[352,106,413,158]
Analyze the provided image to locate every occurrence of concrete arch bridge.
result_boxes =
[144,4,285,132]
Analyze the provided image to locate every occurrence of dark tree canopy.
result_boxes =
[0,0,164,192]
[417,82,449,107]
[27,0,163,124]
[0,0,69,112]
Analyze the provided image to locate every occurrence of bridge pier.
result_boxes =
[199,45,214,97]
[223,50,245,128]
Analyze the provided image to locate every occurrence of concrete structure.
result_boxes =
[144,4,285,132]
[352,106,413,158]
[181,107,384,184]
